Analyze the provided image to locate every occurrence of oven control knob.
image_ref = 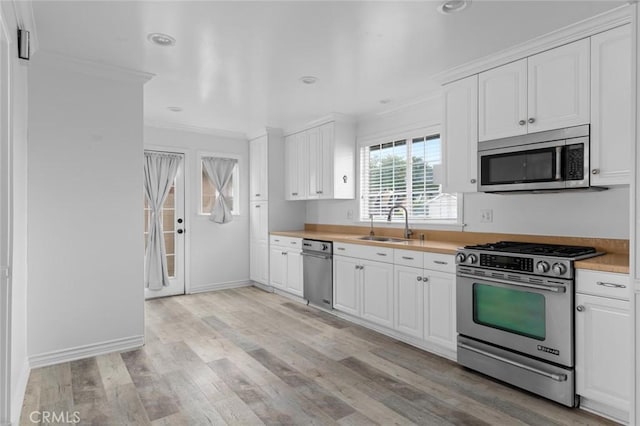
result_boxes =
[552,263,567,275]
[455,253,466,263]
[466,254,478,264]
[536,261,550,273]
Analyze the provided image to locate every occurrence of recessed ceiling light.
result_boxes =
[299,76,318,85]
[147,33,176,47]
[167,106,183,112]
[437,0,471,14]
[380,99,392,104]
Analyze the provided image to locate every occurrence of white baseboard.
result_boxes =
[579,397,629,424]
[251,281,274,293]
[10,359,30,425]
[29,335,144,369]
[188,280,251,294]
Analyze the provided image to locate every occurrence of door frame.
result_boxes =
[143,145,191,296]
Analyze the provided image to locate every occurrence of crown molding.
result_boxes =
[435,4,632,85]
[247,126,285,141]
[283,112,355,136]
[145,119,247,140]
[33,50,155,84]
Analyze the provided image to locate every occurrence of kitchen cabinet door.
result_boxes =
[575,293,630,419]
[333,255,361,317]
[307,127,322,199]
[250,135,268,201]
[361,259,394,328]
[478,59,528,141]
[250,241,268,285]
[269,247,286,290]
[590,24,631,186]
[285,133,308,200]
[527,38,590,133]
[442,75,478,193]
[394,265,424,339]
[249,201,268,242]
[317,122,335,199]
[285,250,303,296]
[424,270,456,351]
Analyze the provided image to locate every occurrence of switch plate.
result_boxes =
[347,209,354,220]
[480,209,493,223]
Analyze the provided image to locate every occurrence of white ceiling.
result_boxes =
[31,1,624,135]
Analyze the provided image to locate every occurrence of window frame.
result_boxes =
[357,125,462,226]
[198,151,241,216]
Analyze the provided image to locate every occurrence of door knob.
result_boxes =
[417,276,422,281]
[528,118,535,124]
[519,120,526,126]
[177,229,184,234]
[591,169,600,175]
[177,218,183,224]
[470,179,476,184]
[576,305,585,312]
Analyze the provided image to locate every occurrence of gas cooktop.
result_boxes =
[463,241,597,258]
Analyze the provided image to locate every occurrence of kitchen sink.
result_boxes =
[357,236,408,243]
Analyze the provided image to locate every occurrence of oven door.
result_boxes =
[456,270,573,367]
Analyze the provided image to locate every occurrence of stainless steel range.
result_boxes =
[455,241,600,407]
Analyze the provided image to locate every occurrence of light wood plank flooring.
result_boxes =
[21,287,616,425]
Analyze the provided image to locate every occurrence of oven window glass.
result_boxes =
[473,283,546,340]
[481,148,555,185]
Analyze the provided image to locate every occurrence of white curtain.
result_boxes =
[144,152,181,290]
[202,157,238,224]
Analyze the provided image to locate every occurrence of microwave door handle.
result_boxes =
[555,146,562,180]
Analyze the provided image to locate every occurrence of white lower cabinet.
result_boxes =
[575,269,630,423]
[360,259,394,328]
[334,255,361,316]
[394,264,456,351]
[250,241,268,285]
[269,237,303,296]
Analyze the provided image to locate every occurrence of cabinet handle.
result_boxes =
[528,118,535,124]
[316,190,323,194]
[519,119,526,126]
[255,193,261,197]
[281,252,286,256]
[274,239,280,242]
[255,205,261,208]
[290,242,297,245]
[423,277,429,282]
[292,192,298,196]
[417,276,422,281]
[591,169,600,175]
[576,305,585,312]
[337,247,345,251]
[433,260,448,265]
[596,281,626,289]
[470,179,476,184]
[376,253,387,257]
[402,256,414,260]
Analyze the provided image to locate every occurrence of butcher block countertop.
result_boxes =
[271,224,630,274]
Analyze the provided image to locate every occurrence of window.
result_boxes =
[200,154,240,215]
[360,133,457,222]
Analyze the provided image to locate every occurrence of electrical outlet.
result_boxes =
[347,209,354,220]
[480,209,493,223]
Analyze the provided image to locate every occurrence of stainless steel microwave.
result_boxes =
[478,125,590,193]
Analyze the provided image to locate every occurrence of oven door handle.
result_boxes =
[458,342,568,382]
[457,273,566,293]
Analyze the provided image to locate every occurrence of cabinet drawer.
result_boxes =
[423,252,455,274]
[576,269,629,300]
[394,249,423,268]
[334,242,394,263]
[270,235,301,249]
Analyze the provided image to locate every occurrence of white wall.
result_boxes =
[27,54,146,364]
[145,126,250,292]
[306,96,631,239]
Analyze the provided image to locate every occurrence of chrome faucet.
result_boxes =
[369,214,375,237]
[387,205,413,239]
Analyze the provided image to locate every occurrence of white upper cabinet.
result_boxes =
[284,132,308,200]
[249,135,268,201]
[478,59,528,141]
[477,38,589,141]
[527,38,590,133]
[284,118,355,200]
[442,75,478,193]
[590,24,631,186]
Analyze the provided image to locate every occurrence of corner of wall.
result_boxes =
[10,359,29,425]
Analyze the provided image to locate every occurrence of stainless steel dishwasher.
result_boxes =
[302,239,333,309]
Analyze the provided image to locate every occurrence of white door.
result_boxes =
[575,293,630,413]
[361,260,394,328]
[307,127,321,199]
[527,38,590,133]
[318,122,334,199]
[424,271,457,351]
[285,250,303,296]
[144,153,185,299]
[250,136,268,201]
[269,246,286,289]
[333,256,360,316]
[249,201,268,242]
[394,266,424,339]
[478,59,528,141]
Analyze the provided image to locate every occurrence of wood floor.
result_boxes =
[21,286,616,425]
